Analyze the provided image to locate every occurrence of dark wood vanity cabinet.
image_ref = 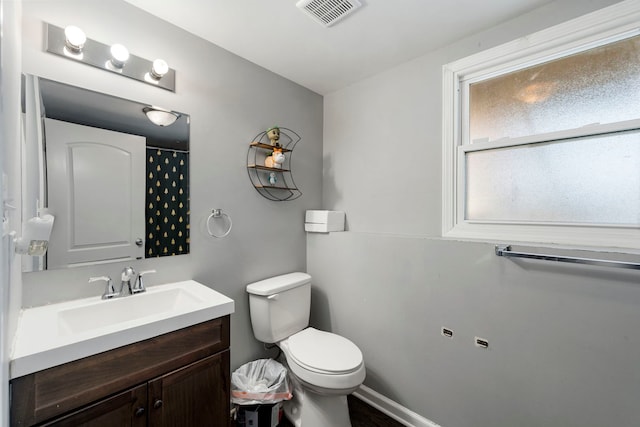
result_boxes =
[10,316,231,427]
[39,384,148,427]
[147,352,229,426]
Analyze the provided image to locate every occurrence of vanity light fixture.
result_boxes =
[46,23,176,91]
[144,59,170,85]
[64,25,86,53]
[143,106,180,127]
[109,44,130,68]
[150,59,169,80]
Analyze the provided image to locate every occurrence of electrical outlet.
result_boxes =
[475,336,489,349]
[441,327,454,338]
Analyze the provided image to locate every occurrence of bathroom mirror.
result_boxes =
[21,74,190,272]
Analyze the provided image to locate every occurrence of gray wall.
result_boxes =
[19,0,323,370]
[309,1,640,427]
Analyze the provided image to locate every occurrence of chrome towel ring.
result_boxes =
[206,209,232,238]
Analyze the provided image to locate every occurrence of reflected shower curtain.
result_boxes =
[145,148,190,257]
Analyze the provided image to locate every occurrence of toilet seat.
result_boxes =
[287,328,363,374]
[280,328,366,392]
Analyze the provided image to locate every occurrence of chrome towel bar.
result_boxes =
[495,245,640,271]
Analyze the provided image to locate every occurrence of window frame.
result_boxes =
[442,1,640,251]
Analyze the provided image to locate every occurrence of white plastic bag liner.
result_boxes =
[231,359,292,405]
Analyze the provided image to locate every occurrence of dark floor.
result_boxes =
[234,395,405,427]
[346,395,405,427]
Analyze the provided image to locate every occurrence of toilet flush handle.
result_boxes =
[267,294,279,300]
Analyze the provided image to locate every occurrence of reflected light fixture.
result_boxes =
[515,81,557,104]
[64,25,86,56]
[143,106,180,127]
[109,44,130,68]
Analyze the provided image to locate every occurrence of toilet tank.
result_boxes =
[246,272,311,343]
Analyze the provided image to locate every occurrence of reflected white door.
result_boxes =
[45,118,145,268]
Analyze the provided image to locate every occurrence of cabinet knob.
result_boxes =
[153,399,163,409]
[134,407,145,417]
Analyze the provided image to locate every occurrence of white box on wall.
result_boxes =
[305,210,345,232]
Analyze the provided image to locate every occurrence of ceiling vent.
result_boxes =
[296,0,362,27]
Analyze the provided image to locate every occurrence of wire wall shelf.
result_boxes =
[246,127,302,201]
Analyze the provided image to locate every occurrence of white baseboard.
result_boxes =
[352,385,441,427]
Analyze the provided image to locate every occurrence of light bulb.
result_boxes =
[110,44,129,68]
[150,59,169,79]
[64,25,86,53]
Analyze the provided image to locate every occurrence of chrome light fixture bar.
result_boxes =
[45,23,176,92]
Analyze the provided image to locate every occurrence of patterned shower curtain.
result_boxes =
[145,148,190,257]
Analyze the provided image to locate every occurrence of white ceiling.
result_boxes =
[123,0,553,95]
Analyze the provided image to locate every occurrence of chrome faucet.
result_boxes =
[119,266,136,296]
[90,268,156,299]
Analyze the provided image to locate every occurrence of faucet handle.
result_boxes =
[89,276,117,299]
[133,270,156,294]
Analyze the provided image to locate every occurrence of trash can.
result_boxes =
[236,404,283,427]
[231,359,292,427]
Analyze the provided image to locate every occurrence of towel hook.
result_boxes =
[206,209,232,238]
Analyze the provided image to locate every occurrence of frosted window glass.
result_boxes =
[465,131,640,225]
[469,35,640,142]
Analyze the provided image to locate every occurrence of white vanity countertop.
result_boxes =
[10,280,235,379]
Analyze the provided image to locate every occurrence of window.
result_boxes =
[442,2,640,251]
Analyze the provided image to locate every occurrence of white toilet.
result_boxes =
[246,272,366,427]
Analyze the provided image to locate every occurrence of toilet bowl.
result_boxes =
[279,328,365,426]
[246,272,366,427]
[281,327,366,392]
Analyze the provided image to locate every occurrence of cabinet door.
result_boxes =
[148,350,230,427]
[41,384,147,427]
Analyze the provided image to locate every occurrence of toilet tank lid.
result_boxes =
[246,272,311,296]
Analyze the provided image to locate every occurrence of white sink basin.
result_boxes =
[11,280,234,379]
[58,286,201,336]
